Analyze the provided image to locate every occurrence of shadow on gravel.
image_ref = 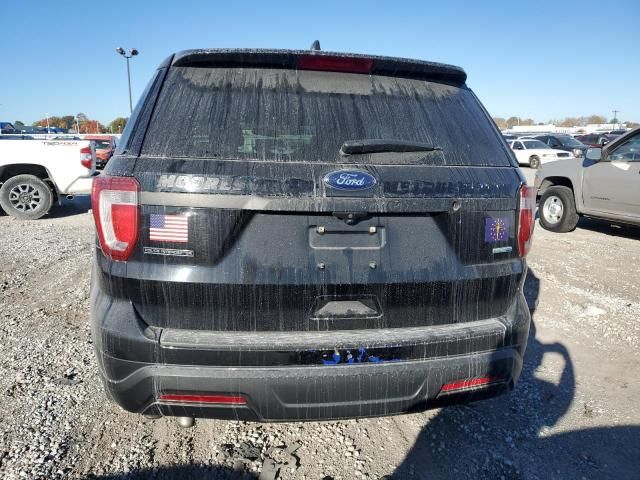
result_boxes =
[392,269,639,480]
[575,217,640,240]
[85,464,258,480]
[47,194,92,218]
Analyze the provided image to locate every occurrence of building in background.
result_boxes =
[508,123,629,134]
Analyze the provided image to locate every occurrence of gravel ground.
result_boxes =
[0,183,638,480]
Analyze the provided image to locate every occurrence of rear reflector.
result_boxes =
[298,55,373,74]
[440,376,501,393]
[159,394,247,405]
[517,184,536,256]
[91,176,140,261]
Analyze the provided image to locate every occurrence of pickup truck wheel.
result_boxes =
[529,156,541,169]
[539,186,579,233]
[0,174,53,220]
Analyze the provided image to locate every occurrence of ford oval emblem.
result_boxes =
[323,170,377,191]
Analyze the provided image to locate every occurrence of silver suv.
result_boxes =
[535,128,640,232]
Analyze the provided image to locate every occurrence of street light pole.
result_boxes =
[125,56,132,113]
[116,47,139,114]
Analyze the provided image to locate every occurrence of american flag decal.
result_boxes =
[149,214,189,243]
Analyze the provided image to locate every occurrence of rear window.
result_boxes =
[523,140,550,149]
[558,135,584,147]
[141,67,511,166]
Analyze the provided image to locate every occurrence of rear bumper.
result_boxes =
[99,348,521,421]
[91,275,530,421]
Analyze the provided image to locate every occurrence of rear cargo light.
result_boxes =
[440,376,501,393]
[517,184,536,256]
[298,55,374,74]
[159,394,247,405]
[91,176,140,261]
[80,146,93,169]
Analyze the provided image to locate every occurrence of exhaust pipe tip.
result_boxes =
[66,195,74,200]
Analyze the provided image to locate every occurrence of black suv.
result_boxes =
[90,48,534,422]
[533,134,588,158]
[575,133,620,147]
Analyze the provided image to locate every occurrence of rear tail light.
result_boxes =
[440,376,501,393]
[80,146,93,169]
[159,394,247,405]
[91,176,140,261]
[517,184,536,256]
[298,55,374,74]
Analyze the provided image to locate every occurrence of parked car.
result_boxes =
[83,134,117,169]
[575,133,620,147]
[509,138,574,168]
[0,138,97,219]
[15,125,47,134]
[535,127,640,232]
[0,135,35,140]
[533,134,588,158]
[0,122,17,133]
[90,48,534,424]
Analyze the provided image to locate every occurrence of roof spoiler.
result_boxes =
[171,49,467,85]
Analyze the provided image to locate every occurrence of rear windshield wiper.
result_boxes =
[340,139,441,156]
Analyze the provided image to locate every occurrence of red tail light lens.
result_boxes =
[159,394,247,405]
[91,176,140,261]
[440,376,501,393]
[80,146,93,169]
[298,55,374,74]
[517,184,536,256]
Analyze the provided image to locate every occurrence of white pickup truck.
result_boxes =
[0,137,97,219]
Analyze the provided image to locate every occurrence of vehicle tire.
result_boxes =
[529,155,541,169]
[539,186,579,233]
[0,174,54,220]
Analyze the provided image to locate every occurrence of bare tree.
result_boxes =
[492,117,507,129]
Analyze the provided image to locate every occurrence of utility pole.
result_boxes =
[116,48,139,114]
[612,110,619,129]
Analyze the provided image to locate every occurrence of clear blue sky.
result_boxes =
[1,0,638,125]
